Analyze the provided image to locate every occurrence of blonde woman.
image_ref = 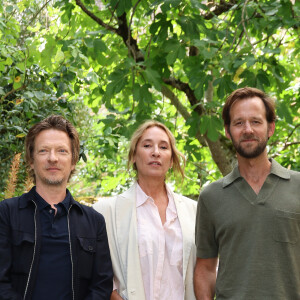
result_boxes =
[94,120,197,300]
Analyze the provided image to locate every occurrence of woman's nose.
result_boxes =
[152,145,160,156]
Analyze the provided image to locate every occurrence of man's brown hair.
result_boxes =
[25,115,80,183]
[222,87,276,126]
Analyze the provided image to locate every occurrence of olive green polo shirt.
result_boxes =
[196,159,300,299]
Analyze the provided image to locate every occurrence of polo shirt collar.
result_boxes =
[19,187,82,213]
[223,163,241,188]
[223,158,290,188]
[31,187,71,212]
[269,158,290,179]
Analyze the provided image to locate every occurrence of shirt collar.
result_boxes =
[269,158,290,179]
[136,183,150,207]
[165,185,177,216]
[223,158,290,188]
[32,186,71,211]
[136,182,177,218]
[222,163,241,188]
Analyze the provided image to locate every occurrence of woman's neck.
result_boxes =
[137,177,167,201]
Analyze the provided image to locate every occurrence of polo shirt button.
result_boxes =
[130,289,136,294]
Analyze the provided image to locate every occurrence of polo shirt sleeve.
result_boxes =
[195,192,218,258]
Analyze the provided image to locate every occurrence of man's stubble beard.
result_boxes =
[229,131,269,159]
[42,177,64,186]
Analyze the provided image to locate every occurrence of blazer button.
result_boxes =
[88,246,93,251]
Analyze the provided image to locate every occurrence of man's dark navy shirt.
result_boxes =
[31,187,72,300]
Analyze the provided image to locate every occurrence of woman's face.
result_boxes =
[133,126,173,181]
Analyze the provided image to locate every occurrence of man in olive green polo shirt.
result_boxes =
[194,87,300,300]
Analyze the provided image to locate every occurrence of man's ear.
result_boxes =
[225,125,231,140]
[268,121,275,138]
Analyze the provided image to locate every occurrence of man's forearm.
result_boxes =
[194,258,217,300]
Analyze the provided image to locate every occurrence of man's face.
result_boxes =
[225,97,275,159]
[30,129,75,188]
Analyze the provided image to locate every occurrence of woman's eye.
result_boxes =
[143,144,150,148]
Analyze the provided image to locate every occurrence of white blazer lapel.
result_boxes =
[115,183,146,300]
[173,193,193,282]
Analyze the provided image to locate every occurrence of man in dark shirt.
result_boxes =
[0,115,113,300]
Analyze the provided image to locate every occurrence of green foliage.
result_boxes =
[0,1,92,198]
[1,0,299,199]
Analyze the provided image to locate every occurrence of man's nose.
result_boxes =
[48,150,58,162]
[243,121,254,133]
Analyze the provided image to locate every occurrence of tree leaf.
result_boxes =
[143,68,161,90]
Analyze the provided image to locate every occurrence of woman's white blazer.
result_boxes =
[93,182,197,300]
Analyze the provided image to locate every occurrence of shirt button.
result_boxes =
[88,246,94,251]
[49,210,53,214]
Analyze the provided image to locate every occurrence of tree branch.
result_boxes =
[282,141,300,151]
[203,0,238,20]
[26,0,52,29]
[281,123,300,150]
[75,0,144,61]
[162,83,234,175]
[204,79,236,174]
[204,136,235,175]
[161,85,191,120]
[116,13,144,61]
[163,77,204,116]
[75,0,118,34]
[241,0,256,52]
[1,84,26,102]
[128,0,142,50]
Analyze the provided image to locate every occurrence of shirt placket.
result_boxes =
[152,201,166,300]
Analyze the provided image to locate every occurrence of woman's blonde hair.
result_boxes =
[127,120,185,180]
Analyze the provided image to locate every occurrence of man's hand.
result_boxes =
[110,290,124,300]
